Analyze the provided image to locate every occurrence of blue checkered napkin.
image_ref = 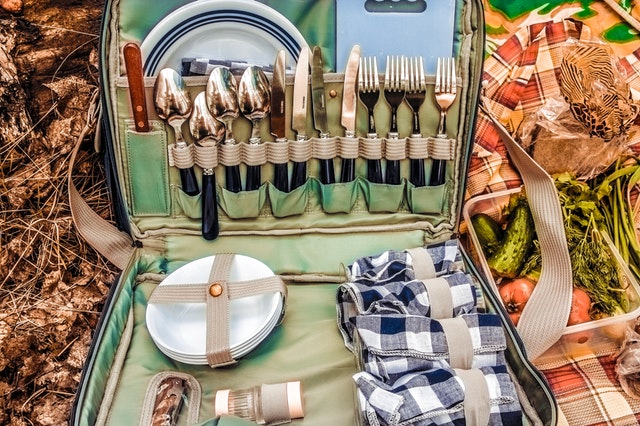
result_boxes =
[354,313,507,383]
[337,271,478,349]
[354,365,522,426]
[347,240,462,285]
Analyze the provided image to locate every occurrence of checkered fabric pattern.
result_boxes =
[346,240,463,286]
[337,271,478,349]
[470,19,640,198]
[355,313,507,383]
[354,365,522,426]
[340,242,522,425]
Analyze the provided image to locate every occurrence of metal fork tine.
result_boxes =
[419,56,425,90]
[372,57,379,90]
[435,57,442,93]
[449,57,456,95]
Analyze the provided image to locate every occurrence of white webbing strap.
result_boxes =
[68,90,135,270]
[480,102,573,361]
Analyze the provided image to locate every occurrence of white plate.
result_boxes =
[152,297,282,364]
[141,0,307,75]
[146,254,283,358]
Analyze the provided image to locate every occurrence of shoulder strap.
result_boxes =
[480,101,573,361]
[68,90,135,270]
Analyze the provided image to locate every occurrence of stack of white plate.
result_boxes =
[146,254,284,365]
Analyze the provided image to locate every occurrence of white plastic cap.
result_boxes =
[214,389,230,416]
[286,381,304,419]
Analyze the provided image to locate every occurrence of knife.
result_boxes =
[123,42,150,132]
[270,50,289,192]
[290,46,310,190]
[340,45,360,183]
[311,46,335,184]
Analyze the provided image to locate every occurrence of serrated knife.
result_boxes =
[290,46,310,190]
[311,46,335,184]
[340,44,360,182]
[270,50,289,192]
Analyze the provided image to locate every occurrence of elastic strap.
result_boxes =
[404,247,437,279]
[206,254,234,366]
[261,383,291,425]
[422,277,454,319]
[480,101,572,361]
[440,317,474,369]
[453,368,491,426]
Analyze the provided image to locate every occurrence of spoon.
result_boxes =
[189,92,224,240]
[237,66,271,191]
[206,67,242,193]
[153,68,199,196]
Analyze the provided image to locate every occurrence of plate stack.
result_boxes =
[146,255,284,365]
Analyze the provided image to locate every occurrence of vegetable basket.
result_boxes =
[463,187,640,367]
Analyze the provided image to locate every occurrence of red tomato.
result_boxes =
[567,287,592,326]
[499,278,536,326]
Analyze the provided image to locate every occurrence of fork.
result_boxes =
[430,57,457,186]
[405,56,427,186]
[384,56,407,185]
[358,56,383,183]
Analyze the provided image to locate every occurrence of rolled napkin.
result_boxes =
[354,313,507,382]
[347,240,463,286]
[354,365,522,426]
[337,272,479,349]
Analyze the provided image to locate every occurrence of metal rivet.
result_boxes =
[329,89,338,98]
[209,282,223,297]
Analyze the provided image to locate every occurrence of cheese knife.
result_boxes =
[123,42,150,132]
[311,46,335,184]
[290,46,310,190]
[340,45,360,183]
[270,50,289,192]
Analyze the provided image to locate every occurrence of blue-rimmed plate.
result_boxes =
[140,0,307,76]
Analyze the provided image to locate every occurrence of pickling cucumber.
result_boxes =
[487,197,535,279]
[471,213,503,256]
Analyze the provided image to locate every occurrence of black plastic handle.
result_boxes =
[245,165,261,191]
[201,172,219,240]
[429,160,446,186]
[385,160,401,185]
[225,165,242,193]
[340,158,355,183]
[180,167,200,196]
[274,163,289,192]
[290,161,307,190]
[410,159,425,187]
[367,159,383,184]
[319,159,335,185]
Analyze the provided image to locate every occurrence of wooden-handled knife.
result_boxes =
[123,42,150,132]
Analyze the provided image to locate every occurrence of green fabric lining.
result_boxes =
[105,281,358,425]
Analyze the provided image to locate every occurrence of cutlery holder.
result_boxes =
[69,0,559,425]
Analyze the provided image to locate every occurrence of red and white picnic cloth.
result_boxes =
[540,352,640,426]
[472,18,640,425]
[470,18,640,198]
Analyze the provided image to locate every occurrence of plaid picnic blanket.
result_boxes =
[475,15,640,425]
[538,351,640,426]
[469,19,640,198]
